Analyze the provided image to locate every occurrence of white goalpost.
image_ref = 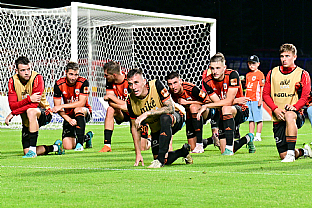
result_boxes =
[0,2,216,128]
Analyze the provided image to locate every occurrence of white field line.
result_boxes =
[2,165,312,176]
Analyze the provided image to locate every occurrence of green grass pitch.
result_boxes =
[1,121,312,207]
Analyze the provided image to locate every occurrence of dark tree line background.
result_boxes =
[4,0,312,58]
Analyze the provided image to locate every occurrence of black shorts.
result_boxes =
[62,109,91,139]
[116,111,131,124]
[273,112,304,154]
[151,111,185,155]
[21,107,52,149]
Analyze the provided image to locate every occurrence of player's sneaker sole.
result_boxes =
[99,145,112,152]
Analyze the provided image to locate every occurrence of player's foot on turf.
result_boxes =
[221,148,234,156]
[22,150,37,158]
[281,152,295,162]
[85,131,94,148]
[54,139,65,155]
[99,145,112,152]
[147,159,163,168]
[74,143,84,151]
[254,136,262,141]
[191,143,204,153]
[246,133,256,153]
[212,133,220,149]
[303,143,312,158]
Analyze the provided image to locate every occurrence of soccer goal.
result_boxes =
[0,2,216,128]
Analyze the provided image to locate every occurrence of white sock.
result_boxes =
[256,133,261,138]
[53,145,58,152]
[105,144,111,148]
[303,148,308,156]
[29,146,36,154]
[226,145,233,152]
[287,150,295,156]
[196,143,203,146]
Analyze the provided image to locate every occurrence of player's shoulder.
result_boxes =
[77,76,88,83]
[182,81,195,91]
[203,74,213,82]
[56,77,66,85]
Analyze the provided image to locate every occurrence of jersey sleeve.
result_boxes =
[126,95,137,119]
[293,70,311,110]
[155,79,171,102]
[8,77,31,112]
[80,79,90,95]
[53,81,62,98]
[10,75,43,115]
[229,71,240,88]
[203,79,215,96]
[191,85,207,102]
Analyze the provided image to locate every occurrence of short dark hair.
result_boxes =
[165,71,180,81]
[127,68,143,79]
[66,62,79,72]
[210,52,225,64]
[15,56,30,69]
[279,43,297,55]
[104,61,121,74]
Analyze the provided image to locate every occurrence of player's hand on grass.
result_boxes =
[30,92,42,103]
[273,108,286,121]
[5,113,13,126]
[134,154,144,166]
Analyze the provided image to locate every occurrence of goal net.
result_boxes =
[0,2,216,129]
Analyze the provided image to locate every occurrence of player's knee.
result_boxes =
[160,114,172,125]
[74,107,84,114]
[284,111,296,122]
[221,106,233,115]
[106,106,115,114]
[26,108,39,119]
[189,104,200,114]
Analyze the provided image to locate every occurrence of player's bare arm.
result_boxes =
[178,98,204,105]
[134,97,175,129]
[130,119,144,166]
[52,94,88,113]
[53,98,77,126]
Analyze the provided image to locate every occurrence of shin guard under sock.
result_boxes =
[192,117,203,143]
[75,114,86,146]
[223,114,234,151]
[157,114,173,164]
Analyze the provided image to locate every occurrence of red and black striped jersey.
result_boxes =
[106,72,128,101]
[54,76,92,117]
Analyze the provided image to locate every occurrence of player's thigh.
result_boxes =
[234,105,249,125]
[37,108,52,127]
[273,122,287,155]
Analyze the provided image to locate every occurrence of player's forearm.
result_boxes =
[131,125,142,155]
[58,111,71,122]
[11,102,39,115]
[146,101,174,117]
[205,98,234,108]
[58,100,86,109]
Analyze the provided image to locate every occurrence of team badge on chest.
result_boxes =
[75,89,80,94]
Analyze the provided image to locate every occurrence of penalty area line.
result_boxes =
[2,165,312,176]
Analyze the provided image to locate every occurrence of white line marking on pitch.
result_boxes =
[2,165,312,176]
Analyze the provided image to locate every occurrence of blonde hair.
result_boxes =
[279,43,297,55]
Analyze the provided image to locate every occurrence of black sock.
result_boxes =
[166,146,189,165]
[104,129,113,145]
[43,145,54,155]
[223,114,235,148]
[286,136,297,151]
[233,136,247,153]
[29,131,38,147]
[203,137,214,149]
[157,114,172,164]
[75,114,86,146]
[192,117,203,143]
